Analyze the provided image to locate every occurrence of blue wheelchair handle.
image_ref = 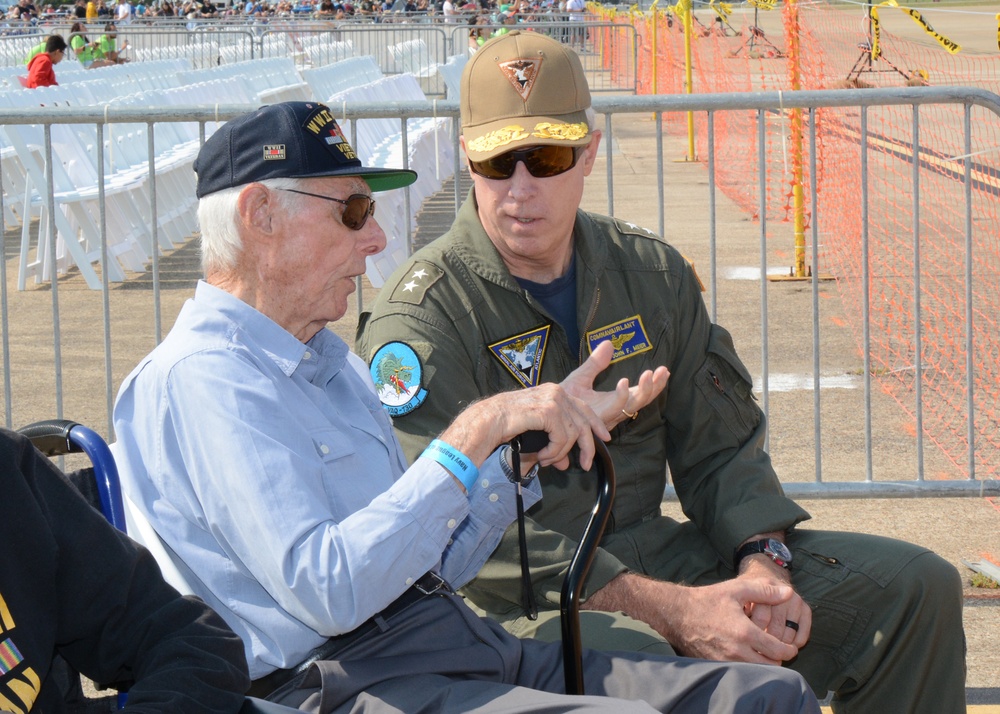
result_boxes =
[19,419,127,533]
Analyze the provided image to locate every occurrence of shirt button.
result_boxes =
[405,577,414,587]
[489,493,499,502]
[320,444,330,455]
[447,518,457,529]
[480,478,489,489]
[303,351,312,360]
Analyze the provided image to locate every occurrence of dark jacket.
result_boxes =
[0,429,250,713]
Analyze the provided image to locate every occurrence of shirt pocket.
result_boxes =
[310,428,356,463]
[694,324,761,440]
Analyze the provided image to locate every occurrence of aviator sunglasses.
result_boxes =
[468,144,586,180]
[278,189,376,231]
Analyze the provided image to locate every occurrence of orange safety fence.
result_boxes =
[596,0,1000,480]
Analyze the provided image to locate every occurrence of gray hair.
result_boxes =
[197,177,304,275]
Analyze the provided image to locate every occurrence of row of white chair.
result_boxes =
[2,51,464,289]
[326,70,454,286]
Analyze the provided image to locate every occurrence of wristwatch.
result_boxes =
[734,537,792,571]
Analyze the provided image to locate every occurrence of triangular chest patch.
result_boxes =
[489,325,550,388]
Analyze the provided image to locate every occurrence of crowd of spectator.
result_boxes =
[1,0,588,26]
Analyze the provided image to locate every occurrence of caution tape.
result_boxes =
[881,0,961,55]
[708,0,732,20]
[748,0,776,9]
[870,5,882,60]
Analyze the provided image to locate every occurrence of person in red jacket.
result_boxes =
[26,34,67,88]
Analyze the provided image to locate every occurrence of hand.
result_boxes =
[738,556,812,651]
[561,340,669,429]
[667,577,803,664]
[584,572,801,665]
[439,383,610,473]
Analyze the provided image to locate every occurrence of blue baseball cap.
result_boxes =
[194,101,418,198]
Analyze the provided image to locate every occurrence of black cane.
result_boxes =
[560,438,615,696]
[509,432,616,697]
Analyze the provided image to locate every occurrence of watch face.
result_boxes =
[766,538,793,565]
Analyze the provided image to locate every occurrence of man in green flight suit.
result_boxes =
[357,30,967,714]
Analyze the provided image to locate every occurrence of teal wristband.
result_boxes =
[423,439,479,492]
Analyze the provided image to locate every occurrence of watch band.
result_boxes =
[734,538,792,571]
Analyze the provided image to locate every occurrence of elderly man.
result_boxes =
[357,33,966,713]
[112,101,819,714]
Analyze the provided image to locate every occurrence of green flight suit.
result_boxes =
[357,192,966,713]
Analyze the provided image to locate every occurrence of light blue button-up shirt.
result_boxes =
[113,282,539,678]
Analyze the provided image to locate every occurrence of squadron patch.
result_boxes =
[489,325,550,388]
[370,342,428,417]
[586,315,653,364]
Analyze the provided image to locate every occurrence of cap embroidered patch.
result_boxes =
[370,342,428,417]
[498,57,542,100]
[263,144,285,161]
[302,104,357,162]
[586,315,653,364]
[489,325,550,388]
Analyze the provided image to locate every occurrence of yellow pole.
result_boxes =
[683,0,695,161]
[787,0,805,277]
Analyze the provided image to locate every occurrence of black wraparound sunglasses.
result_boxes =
[278,188,376,231]
[468,144,586,181]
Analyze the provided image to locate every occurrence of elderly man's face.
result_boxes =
[259,177,386,340]
[466,134,600,277]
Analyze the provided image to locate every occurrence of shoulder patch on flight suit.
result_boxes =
[388,262,444,305]
[369,341,429,417]
[681,254,706,292]
[489,325,551,388]
[586,315,653,364]
[613,217,662,241]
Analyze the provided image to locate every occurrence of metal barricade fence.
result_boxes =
[450,21,637,94]
[1,18,634,96]
[1,87,998,497]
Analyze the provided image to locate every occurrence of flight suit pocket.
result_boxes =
[695,325,761,439]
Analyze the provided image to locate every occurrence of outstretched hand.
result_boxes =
[561,341,669,429]
[440,382,611,474]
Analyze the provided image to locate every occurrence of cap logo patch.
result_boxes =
[489,325,550,388]
[370,342,428,417]
[302,105,358,162]
[498,57,542,101]
[263,144,285,160]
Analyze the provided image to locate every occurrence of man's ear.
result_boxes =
[459,135,474,175]
[237,183,275,236]
[581,130,602,177]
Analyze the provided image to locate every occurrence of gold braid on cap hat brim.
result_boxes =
[467,121,589,154]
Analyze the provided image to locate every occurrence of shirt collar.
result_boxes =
[193,280,349,378]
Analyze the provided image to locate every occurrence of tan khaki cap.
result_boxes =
[461,31,592,162]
